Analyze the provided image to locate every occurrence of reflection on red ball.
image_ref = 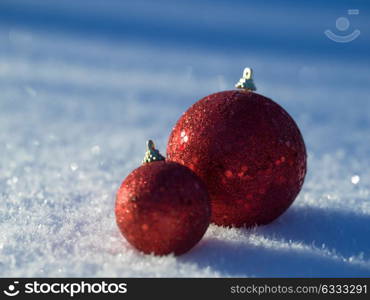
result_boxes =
[115,161,210,255]
[167,90,307,227]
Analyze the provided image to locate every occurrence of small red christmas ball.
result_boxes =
[167,68,307,227]
[115,140,210,255]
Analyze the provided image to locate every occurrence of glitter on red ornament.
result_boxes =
[167,90,307,227]
[115,156,211,255]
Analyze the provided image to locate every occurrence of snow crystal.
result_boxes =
[91,145,101,155]
[351,175,360,185]
[70,163,79,172]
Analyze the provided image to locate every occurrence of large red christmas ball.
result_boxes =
[115,158,210,255]
[167,90,307,227]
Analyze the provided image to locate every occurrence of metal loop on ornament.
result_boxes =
[142,140,165,164]
[235,67,257,91]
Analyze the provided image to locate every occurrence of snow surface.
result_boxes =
[0,0,370,277]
